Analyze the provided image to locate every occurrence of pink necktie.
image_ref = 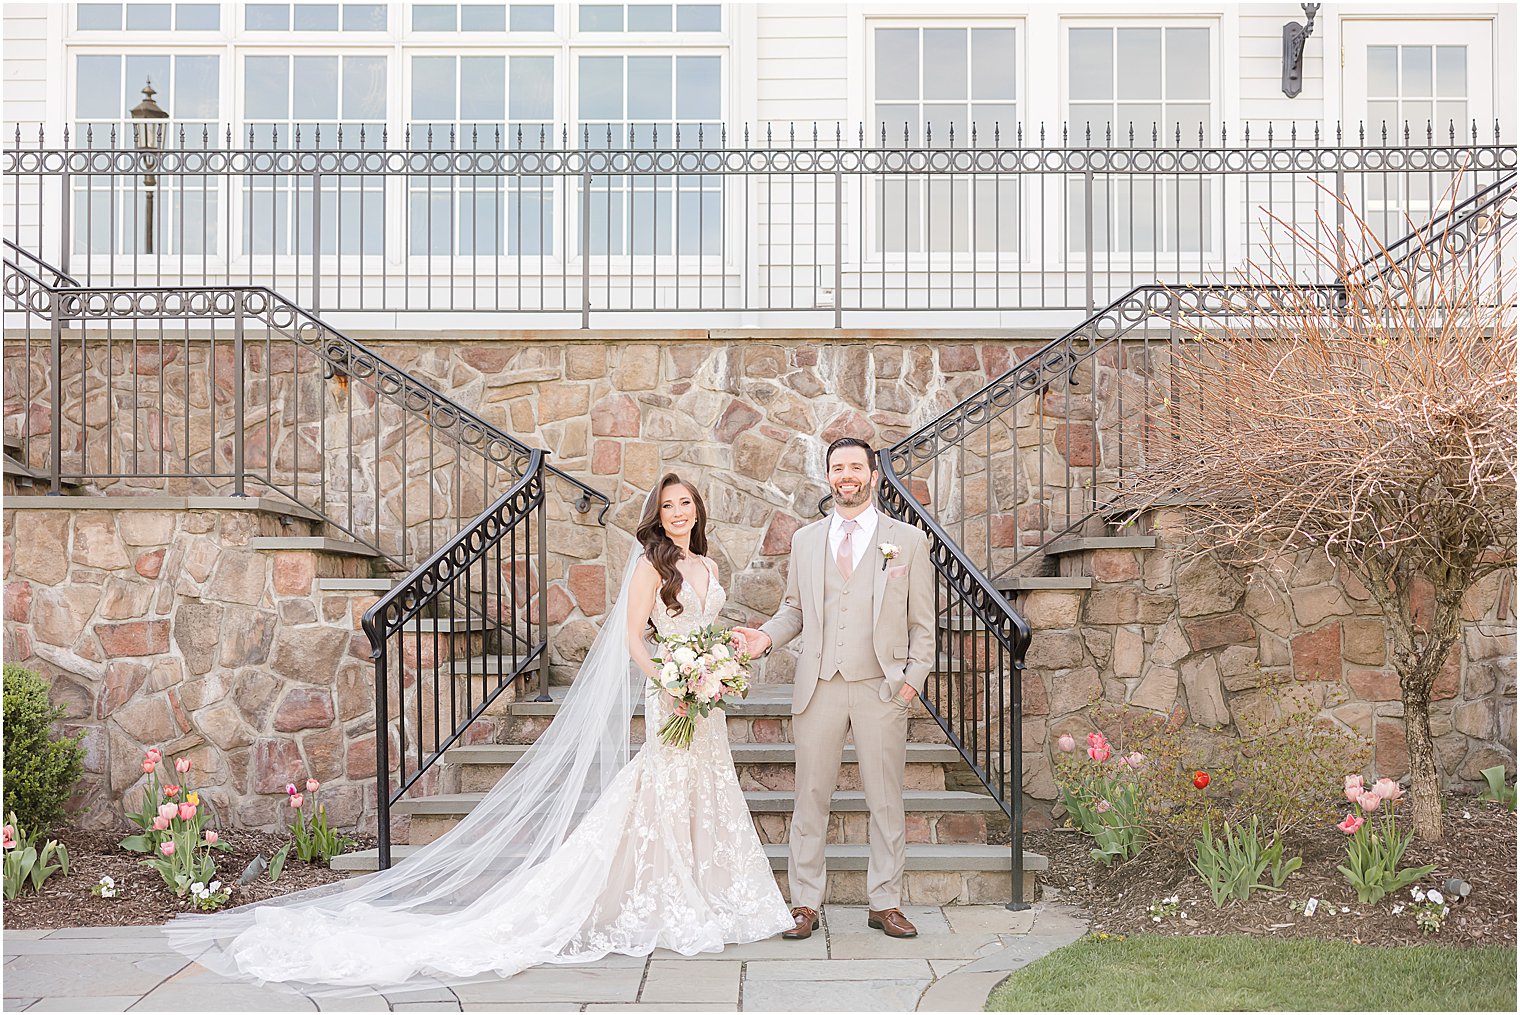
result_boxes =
[837,519,858,579]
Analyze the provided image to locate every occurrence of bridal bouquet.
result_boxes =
[649,624,753,749]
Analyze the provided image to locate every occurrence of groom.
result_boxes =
[737,437,934,940]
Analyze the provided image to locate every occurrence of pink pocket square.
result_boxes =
[887,564,910,579]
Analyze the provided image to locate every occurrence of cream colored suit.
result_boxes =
[759,513,935,910]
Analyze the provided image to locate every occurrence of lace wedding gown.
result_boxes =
[191,555,793,988]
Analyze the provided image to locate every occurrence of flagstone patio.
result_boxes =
[1,902,1087,1012]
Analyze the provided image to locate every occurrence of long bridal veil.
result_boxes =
[164,549,647,993]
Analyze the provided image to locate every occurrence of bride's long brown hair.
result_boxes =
[635,473,709,618]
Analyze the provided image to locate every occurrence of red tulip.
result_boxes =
[1192,771,1210,789]
[1337,813,1364,835]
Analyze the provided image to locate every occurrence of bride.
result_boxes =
[166,473,794,990]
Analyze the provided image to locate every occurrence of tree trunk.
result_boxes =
[1400,674,1443,842]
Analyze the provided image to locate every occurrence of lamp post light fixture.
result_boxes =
[129,78,169,254]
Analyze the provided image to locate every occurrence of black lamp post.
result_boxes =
[129,78,169,254]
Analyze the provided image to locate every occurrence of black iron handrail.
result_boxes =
[362,452,549,870]
[2,248,612,526]
[877,452,1034,908]
[889,171,1517,576]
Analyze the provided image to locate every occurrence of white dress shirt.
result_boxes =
[828,504,879,573]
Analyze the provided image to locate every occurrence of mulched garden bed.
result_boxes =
[2,826,374,930]
[1025,790,1516,949]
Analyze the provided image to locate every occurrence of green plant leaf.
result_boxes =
[269,843,290,883]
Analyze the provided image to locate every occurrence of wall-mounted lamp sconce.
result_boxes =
[1282,3,1321,98]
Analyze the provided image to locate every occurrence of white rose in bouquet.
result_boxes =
[673,646,699,668]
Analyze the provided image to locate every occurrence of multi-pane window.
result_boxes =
[407,55,555,255]
[870,26,1020,257]
[76,4,219,31]
[1366,45,1468,141]
[244,4,387,31]
[410,4,554,32]
[242,55,387,255]
[1365,45,1471,217]
[1067,25,1214,256]
[72,54,222,255]
[577,54,722,256]
[577,5,720,33]
[873,27,1017,146]
[1068,26,1211,145]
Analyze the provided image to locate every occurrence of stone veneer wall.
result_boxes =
[1010,507,1517,823]
[4,333,1515,829]
[1,503,429,832]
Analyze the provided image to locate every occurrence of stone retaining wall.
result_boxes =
[1011,507,1517,823]
[2,503,421,832]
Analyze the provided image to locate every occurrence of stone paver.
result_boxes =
[1,901,1088,1011]
[27,1000,140,1013]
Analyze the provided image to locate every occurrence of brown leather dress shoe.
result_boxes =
[868,907,918,938]
[782,906,819,940]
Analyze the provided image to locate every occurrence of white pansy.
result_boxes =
[1412,887,1426,902]
[1427,890,1444,905]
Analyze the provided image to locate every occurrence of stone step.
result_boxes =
[447,741,965,794]
[399,789,1006,847]
[509,682,794,718]
[317,577,397,592]
[1044,534,1157,556]
[5,493,325,522]
[331,843,1045,905]
[250,535,381,557]
[993,576,1094,592]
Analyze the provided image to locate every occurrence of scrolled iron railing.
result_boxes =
[361,451,551,870]
[877,454,1034,909]
[888,170,1518,583]
[6,123,1512,324]
[1,249,610,563]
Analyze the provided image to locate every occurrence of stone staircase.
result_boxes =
[333,683,1046,905]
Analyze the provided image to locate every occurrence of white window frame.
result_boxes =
[402,47,564,273]
[853,13,1028,277]
[1056,14,1225,272]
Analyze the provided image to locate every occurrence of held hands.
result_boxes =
[730,627,771,658]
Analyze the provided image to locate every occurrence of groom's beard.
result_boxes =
[830,479,873,508]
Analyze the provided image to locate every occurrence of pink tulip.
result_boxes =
[1086,732,1107,748]
[1126,751,1145,768]
[1095,799,1112,813]
[286,783,298,796]
[152,815,170,831]
[2,825,15,850]
[1088,744,1111,763]
[1357,791,1380,813]
[1337,813,1364,835]
[178,803,197,822]
[141,760,156,774]
[1057,734,1076,753]
[144,748,162,764]
[163,785,180,799]
[1372,778,1402,801]
[1344,774,1365,803]
[158,803,178,821]
[290,793,304,808]
[159,841,176,856]
[306,779,320,793]
[204,831,218,845]
[174,757,192,774]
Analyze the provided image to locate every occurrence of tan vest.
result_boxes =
[818,548,885,682]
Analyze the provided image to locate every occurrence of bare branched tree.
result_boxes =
[1127,175,1516,842]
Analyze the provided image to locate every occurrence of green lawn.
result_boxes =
[986,934,1517,1012]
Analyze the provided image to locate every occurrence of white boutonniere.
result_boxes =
[879,543,900,570]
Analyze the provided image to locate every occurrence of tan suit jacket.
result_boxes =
[761,514,935,715]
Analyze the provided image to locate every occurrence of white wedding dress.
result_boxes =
[167,553,792,991]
